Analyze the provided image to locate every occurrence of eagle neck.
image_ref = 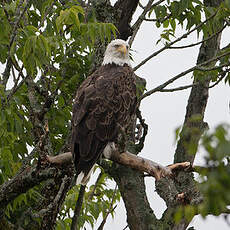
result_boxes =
[102,57,131,67]
[101,63,131,69]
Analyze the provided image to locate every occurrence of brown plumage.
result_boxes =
[71,39,137,185]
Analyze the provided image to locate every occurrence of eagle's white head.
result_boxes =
[102,39,131,67]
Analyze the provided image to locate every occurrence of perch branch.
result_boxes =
[47,151,191,181]
[0,149,194,213]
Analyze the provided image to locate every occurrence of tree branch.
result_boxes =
[71,185,86,230]
[47,151,191,181]
[33,175,70,218]
[97,185,118,230]
[168,23,227,50]
[0,166,57,215]
[140,50,230,101]
[133,11,217,71]
[1,0,30,87]
[129,0,156,46]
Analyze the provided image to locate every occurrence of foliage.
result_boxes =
[199,124,230,217]
[175,124,230,223]
[0,0,118,229]
[56,169,120,229]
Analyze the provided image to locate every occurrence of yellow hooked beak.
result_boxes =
[117,44,127,56]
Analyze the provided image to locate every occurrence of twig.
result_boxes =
[144,14,172,23]
[133,11,218,71]
[159,83,195,92]
[1,0,30,87]
[88,172,104,200]
[6,65,27,103]
[209,70,228,88]
[138,2,144,9]
[168,23,227,49]
[38,0,56,29]
[71,185,86,230]
[196,62,230,72]
[97,185,118,230]
[122,225,129,230]
[140,50,230,101]
[129,0,156,46]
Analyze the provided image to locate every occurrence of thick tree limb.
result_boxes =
[47,151,191,181]
[114,0,139,40]
[0,148,191,216]
[0,166,57,216]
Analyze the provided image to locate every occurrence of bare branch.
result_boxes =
[129,0,155,46]
[159,83,195,92]
[47,151,191,181]
[88,172,104,200]
[133,12,217,71]
[97,185,118,230]
[46,152,73,165]
[1,0,30,87]
[110,151,191,180]
[140,50,230,100]
[169,23,227,50]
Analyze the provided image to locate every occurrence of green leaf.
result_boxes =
[225,0,230,9]
[56,5,84,32]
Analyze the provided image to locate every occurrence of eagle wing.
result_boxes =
[71,65,136,178]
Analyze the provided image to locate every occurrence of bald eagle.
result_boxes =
[71,39,137,185]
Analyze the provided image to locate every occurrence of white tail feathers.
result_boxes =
[76,142,116,185]
[76,165,95,185]
[76,172,85,185]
